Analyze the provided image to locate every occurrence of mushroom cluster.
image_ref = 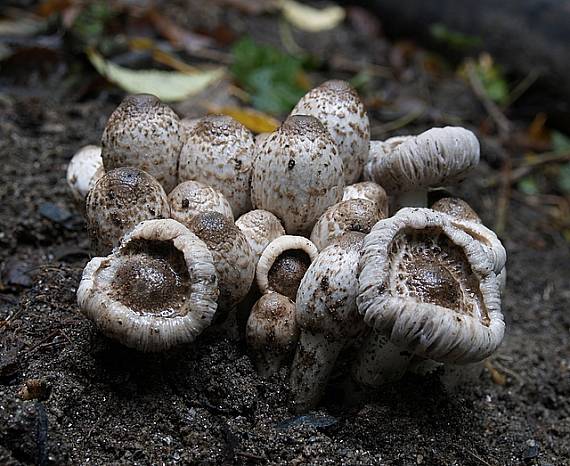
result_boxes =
[68,81,506,411]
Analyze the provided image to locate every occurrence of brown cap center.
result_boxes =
[267,249,311,301]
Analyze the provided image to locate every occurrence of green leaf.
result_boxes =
[430,23,482,49]
[87,49,225,102]
[517,176,540,195]
[552,131,570,153]
[558,163,570,193]
[230,37,308,114]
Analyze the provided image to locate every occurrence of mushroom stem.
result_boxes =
[352,331,413,387]
[395,189,428,209]
[290,331,344,412]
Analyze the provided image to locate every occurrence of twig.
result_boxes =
[465,448,493,466]
[370,109,424,137]
[501,69,540,109]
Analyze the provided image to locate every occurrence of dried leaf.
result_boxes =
[205,105,280,133]
[87,49,225,102]
[280,0,345,32]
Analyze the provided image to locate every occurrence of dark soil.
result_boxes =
[1,5,569,466]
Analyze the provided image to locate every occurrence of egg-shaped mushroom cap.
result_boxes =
[66,145,104,206]
[256,235,319,301]
[343,181,389,218]
[368,127,480,193]
[178,115,255,218]
[101,94,182,193]
[235,209,285,264]
[296,232,365,339]
[292,80,369,184]
[357,208,504,364]
[77,219,218,352]
[431,197,482,223]
[86,167,170,255]
[251,115,344,235]
[310,199,383,250]
[168,180,234,228]
[188,211,255,310]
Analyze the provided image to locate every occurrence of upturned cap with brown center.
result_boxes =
[101,94,182,193]
[357,208,505,363]
[77,219,218,352]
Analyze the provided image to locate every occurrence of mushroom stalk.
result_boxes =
[290,331,344,412]
[352,331,412,387]
[395,189,427,209]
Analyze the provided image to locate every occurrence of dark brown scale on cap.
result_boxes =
[267,249,311,300]
[431,197,482,223]
[189,211,237,247]
[281,115,327,139]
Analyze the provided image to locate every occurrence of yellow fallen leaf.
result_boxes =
[205,105,280,133]
[87,49,225,102]
[280,0,345,32]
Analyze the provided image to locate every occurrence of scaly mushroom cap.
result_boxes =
[178,115,255,217]
[246,292,299,377]
[292,80,369,184]
[357,208,504,364]
[256,235,318,301]
[66,145,104,207]
[310,199,383,250]
[77,219,218,352]
[168,180,234,228]
[342,181,389,218]
[188,211,255,310]
[101,94,182,193]
[235,209,285,265]
[431,197,482,223]
[251,115,344,235]
[367,127,480,194]
[86,167,170,255]
[363,136,413,182]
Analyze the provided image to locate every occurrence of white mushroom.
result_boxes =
[66,145,104,209]
[310,199,383,251]
[188,211,255,312]
[86,167,170,255]
[101,94,182,193]
[292,80,369,184]
[246,292,299,378]
[251,115,344,235]
[343,181,389,218]
[291,232,366,411]
[168,180,234,228]
[256,235,318,301]
[235,209,285,265]
[77,219,218,352]
[353,208,505,387]
[178,115,255,217]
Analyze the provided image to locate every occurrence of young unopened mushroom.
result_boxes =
[365,127,480,208]
[251,115,344,235]
[86,167,170,254]
[292,80,369,184]
[310,199,383,250]
[77,219,218,352]
[256,235,318,301]
[235,209,285,265]
[168,180,234,228]
[178,115,255,217]
[101,94,182,192]
[343,181,389,218]
[431,197,482,223]
[291,232,366,411]
[246,292,299,378]
[66,145,104,208]
[354,208,505,387]
[188,211,255,311]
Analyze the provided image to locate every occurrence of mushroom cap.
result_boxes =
[431,197,482,223]
[251,115,344,235]
[101,94,182,193]
[296,231,366,340]
[292,80,369,184]
[168,180,234,228]
[363,137,413,182]
[188,211,255,310]
[86,167,170,255]
[366,127,479,193]
[256,235,319,301]
[235,209,285,265]
[310,199,382,250]
[342,181,389,218]
[77,219,218,352]
[66,145,104,206]
[178,115,255,217]
[357,208,504,364]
